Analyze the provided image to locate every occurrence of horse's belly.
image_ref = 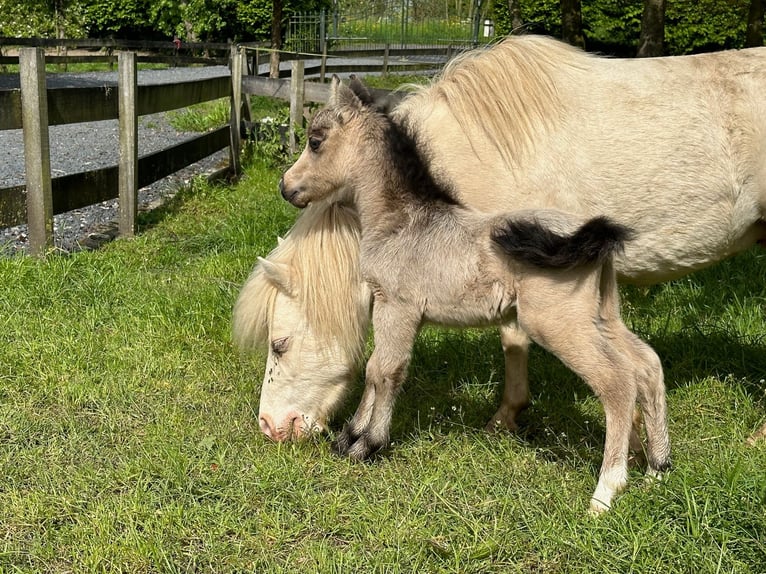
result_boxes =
[423,281,516,328]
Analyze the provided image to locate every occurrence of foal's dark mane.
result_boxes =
[377,110,461,208]
[346,77,459,207]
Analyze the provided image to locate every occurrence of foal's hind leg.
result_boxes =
[486,323,530,433]
[617,328,671,477]
[518,284,640,513]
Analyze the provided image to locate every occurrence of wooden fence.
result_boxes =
[0,43,447,255]
[0,46,244,255]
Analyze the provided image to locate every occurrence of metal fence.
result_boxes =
[285,0,495,54]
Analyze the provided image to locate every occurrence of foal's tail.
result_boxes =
[491,215,633,270]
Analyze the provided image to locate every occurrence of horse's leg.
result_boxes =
[617,329,672,477]
[746,422,766,445]
[517,277,640,513]
[486,323,530,432]
[334,300,420,460]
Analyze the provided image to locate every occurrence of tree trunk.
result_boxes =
[746,0,765,47]
[637,0,666,57]
[270,0,284,79]
[508,0,523,33]
[560,0,584,49]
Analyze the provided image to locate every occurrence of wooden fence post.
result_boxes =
[19,47,53,256]
[320,42,327,83]
[118,51,138,237]
[383,44,390,77]
[229,45,243,177]
[289,60,305,155]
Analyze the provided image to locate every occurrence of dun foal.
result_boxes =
[280,77,671,512]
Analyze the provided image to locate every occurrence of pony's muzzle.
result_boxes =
[279,177,308,208]
[259,412,307,441]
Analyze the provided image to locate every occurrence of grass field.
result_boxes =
[1,136,765,570]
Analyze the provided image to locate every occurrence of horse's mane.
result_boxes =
[232,201,369,363]
[397,35,589,166]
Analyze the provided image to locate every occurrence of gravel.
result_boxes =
[0,66,232,255]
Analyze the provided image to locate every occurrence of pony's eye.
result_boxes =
[271,336,290,357]
[308,136,322,152]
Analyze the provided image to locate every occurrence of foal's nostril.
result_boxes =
[278,177,285,196]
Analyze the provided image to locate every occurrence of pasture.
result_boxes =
[0,153,765,572]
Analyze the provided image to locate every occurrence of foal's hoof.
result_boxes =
[332,425,384,461]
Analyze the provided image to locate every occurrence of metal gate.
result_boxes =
[285,0,493,53]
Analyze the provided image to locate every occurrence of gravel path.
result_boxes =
[0,66,231,255]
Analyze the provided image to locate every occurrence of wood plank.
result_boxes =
[0,128,230,227]
[0,89,22,130]
[0,185,26,228]
[137,76,230,115]
[47,86,118,125]
[289,61,304,154]
[118,52,138,236]
[229,48,243,176]
[20,47,53,255]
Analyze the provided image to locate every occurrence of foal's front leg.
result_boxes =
[334,298,421,460]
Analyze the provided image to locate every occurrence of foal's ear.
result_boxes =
[328,74,363,112]
[257,256,293,295]
[348,74,374,106]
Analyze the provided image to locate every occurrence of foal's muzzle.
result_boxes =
[279,177,308,208]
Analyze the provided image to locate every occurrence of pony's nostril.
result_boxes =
[259,415,278,441]
[289,414,305,438]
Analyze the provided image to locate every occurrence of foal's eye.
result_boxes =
[308,136,323,152]
[271,336,290,357]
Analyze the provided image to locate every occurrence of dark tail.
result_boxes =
[491,215,633,269]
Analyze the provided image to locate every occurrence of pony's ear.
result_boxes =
[328,74,363,112]
[257,256,293,295]
[348,74,374,106]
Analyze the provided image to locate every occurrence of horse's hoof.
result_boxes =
[484,407,521,434]
[332,425,355,456]
[588,498,611,515]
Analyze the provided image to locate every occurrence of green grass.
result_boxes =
[0,153,765,572]
[166,97,231,133]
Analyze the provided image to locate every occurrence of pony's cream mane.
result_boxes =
[232,201,369,363]
[397,35,590,166]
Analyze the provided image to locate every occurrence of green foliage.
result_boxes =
[665,0,750,54]
[492,0,760,55]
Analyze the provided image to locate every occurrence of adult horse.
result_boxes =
[234,35,766,443]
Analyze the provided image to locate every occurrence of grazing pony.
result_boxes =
[234,35,766,445]
[278,76,671,513]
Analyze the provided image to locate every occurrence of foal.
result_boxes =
[280,77,671,513]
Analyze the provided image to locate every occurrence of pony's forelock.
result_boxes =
[232,264,276,351]
[233,201,369,364]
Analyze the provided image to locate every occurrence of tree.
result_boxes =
[746,0,764,47]
[507,0,523,33]
[270,0,284,78]
[560,0,584,48]
[637,0,665,56]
